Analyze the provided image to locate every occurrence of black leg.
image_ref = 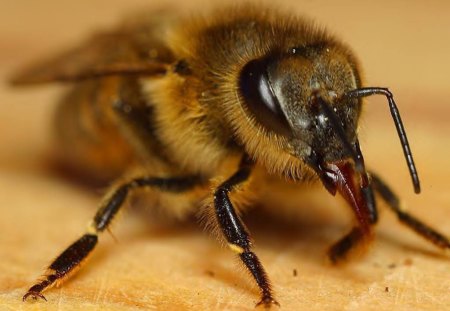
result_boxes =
[371,173,450,249]
[328,227,368,263]
[327,166,378,263]
[23,175,200,301]
[213,155,278,308]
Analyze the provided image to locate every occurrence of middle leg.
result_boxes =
[371,172,450,249]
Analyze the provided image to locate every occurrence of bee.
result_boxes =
[10,4,450,308]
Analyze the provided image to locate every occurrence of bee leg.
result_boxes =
[328,227,372,263]
[371,173,450,249]
[23,176,200,302]
[328,184,377,263]
[213,155,279,308]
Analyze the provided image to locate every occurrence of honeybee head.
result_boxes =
[239,44,362,168]
[238,43,420,197]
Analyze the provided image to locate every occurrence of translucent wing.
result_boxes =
[10,13,175,85]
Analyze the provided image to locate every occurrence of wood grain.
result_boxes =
[1,1,449,310]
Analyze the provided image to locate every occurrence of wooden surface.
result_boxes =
[1,1,449,310]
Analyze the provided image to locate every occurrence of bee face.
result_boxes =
[239,43,362,166]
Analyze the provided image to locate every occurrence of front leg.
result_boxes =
[327,165,378,263]
[213,155,278,308]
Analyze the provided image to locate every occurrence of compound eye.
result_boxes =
[239,58,291,136]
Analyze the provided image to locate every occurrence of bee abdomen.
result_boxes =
[53,77,136,183]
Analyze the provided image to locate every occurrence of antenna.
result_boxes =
[344,87,420,193]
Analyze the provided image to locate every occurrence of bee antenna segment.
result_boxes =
[343,87,421,194]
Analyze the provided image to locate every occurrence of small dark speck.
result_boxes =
[388,263,396,269]
[385,286,389,293]
[174,59,192,76]
[403,258,413,266]
[293,269,297,277]
[205,270,215,277]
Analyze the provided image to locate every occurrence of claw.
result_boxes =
[255,295,280,309]
[23,291,47,302]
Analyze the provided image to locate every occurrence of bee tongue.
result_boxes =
[319,160,373,228]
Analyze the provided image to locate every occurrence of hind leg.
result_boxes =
[23,175,201,301]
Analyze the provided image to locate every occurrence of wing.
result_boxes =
[9,12,176,85]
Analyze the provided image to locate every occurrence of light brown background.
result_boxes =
[1,1,449,310]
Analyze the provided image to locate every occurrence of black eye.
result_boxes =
[239,58,291,136]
